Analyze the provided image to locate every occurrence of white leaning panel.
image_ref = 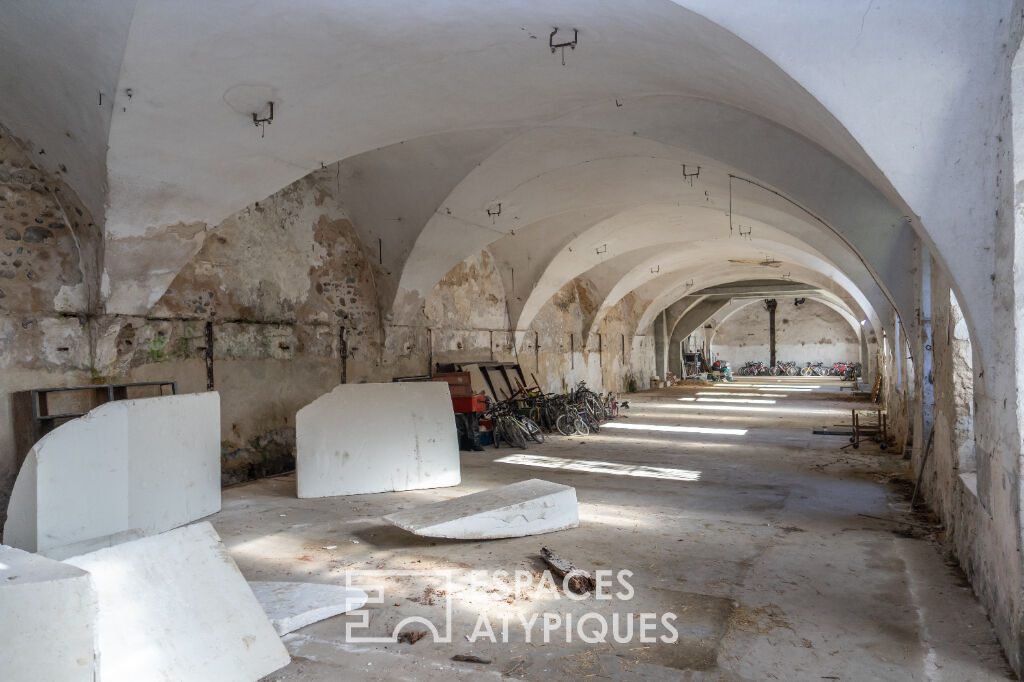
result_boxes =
[3,392,221,557]
[65,522,290,682]
[0,544,98,682]
[383,478,580,539]
[249,581,368,635]
[296,382,461,498]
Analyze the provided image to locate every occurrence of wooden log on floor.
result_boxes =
[540,546,596,594]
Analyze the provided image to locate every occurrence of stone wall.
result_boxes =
[0,128,100,525]
[910,260,1022,671]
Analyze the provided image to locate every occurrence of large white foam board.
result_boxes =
[383,479,579,539]
[249,581,368,635]
[296,382,461,498]
[0,544,98,681]
[65,522,289,682]
[3,392,221,557]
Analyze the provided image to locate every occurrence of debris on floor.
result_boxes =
[397,630,428,644]
[539,546,596,594]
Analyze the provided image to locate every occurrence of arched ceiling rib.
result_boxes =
[706,296,863,355]
[376,125,894,333]
[569,239,867,339]
[709,294,861,339]
[629,262,879,339]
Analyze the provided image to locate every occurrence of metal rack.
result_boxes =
[19,381,177,446]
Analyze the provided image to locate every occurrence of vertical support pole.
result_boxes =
[766,299,778,368]
[570,333,574,370]
[427,328,433,377]
[339,326,348,384]
[204,321,215,391]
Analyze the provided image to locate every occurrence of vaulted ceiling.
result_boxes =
[1,0,1011,369]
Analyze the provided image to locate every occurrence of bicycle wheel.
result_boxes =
[521,417,544,443]
[507,421,528,449]
[529,405,543,427]
[492,421,505,448]
[543,405,558,430]
[556,413,575,436]
[584,395,607,421]
[573,416,590,436]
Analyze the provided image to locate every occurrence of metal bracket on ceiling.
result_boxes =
[737,224,752,239]
[487,203,502,223]
[550,27,578,66]
[596,244,607,255]
[650,265,661,274]
[252,101,274,138]
[682,164,700,187]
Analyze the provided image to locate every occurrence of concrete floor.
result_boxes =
[212,377,1013,681]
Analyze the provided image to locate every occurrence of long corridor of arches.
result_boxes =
[2,2,1024,679]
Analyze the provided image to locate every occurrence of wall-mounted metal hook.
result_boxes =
[596,244,607,255]
[650,265,661,274]
[550,27,578,66]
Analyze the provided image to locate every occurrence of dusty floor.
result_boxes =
[212,377,1013,681]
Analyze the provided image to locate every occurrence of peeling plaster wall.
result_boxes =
[0,128,101,524]
[422,249,509,369]
[125,169,382,483]
[529,278,653,394]
[0,159,655,508]
[710,299,860,369]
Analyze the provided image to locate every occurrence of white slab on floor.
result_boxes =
[383,479,579,539]
[3,392,221,557]
[65,522,289,682]
[249,581,369,635]
[0,544,98,681]
[296,382,461,498]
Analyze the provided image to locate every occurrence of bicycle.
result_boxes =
[484,401,543,448]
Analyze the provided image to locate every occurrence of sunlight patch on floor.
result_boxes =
[495,454,702,481]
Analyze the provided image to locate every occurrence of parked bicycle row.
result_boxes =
[737,360,861,379]
[482,380,628,448]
